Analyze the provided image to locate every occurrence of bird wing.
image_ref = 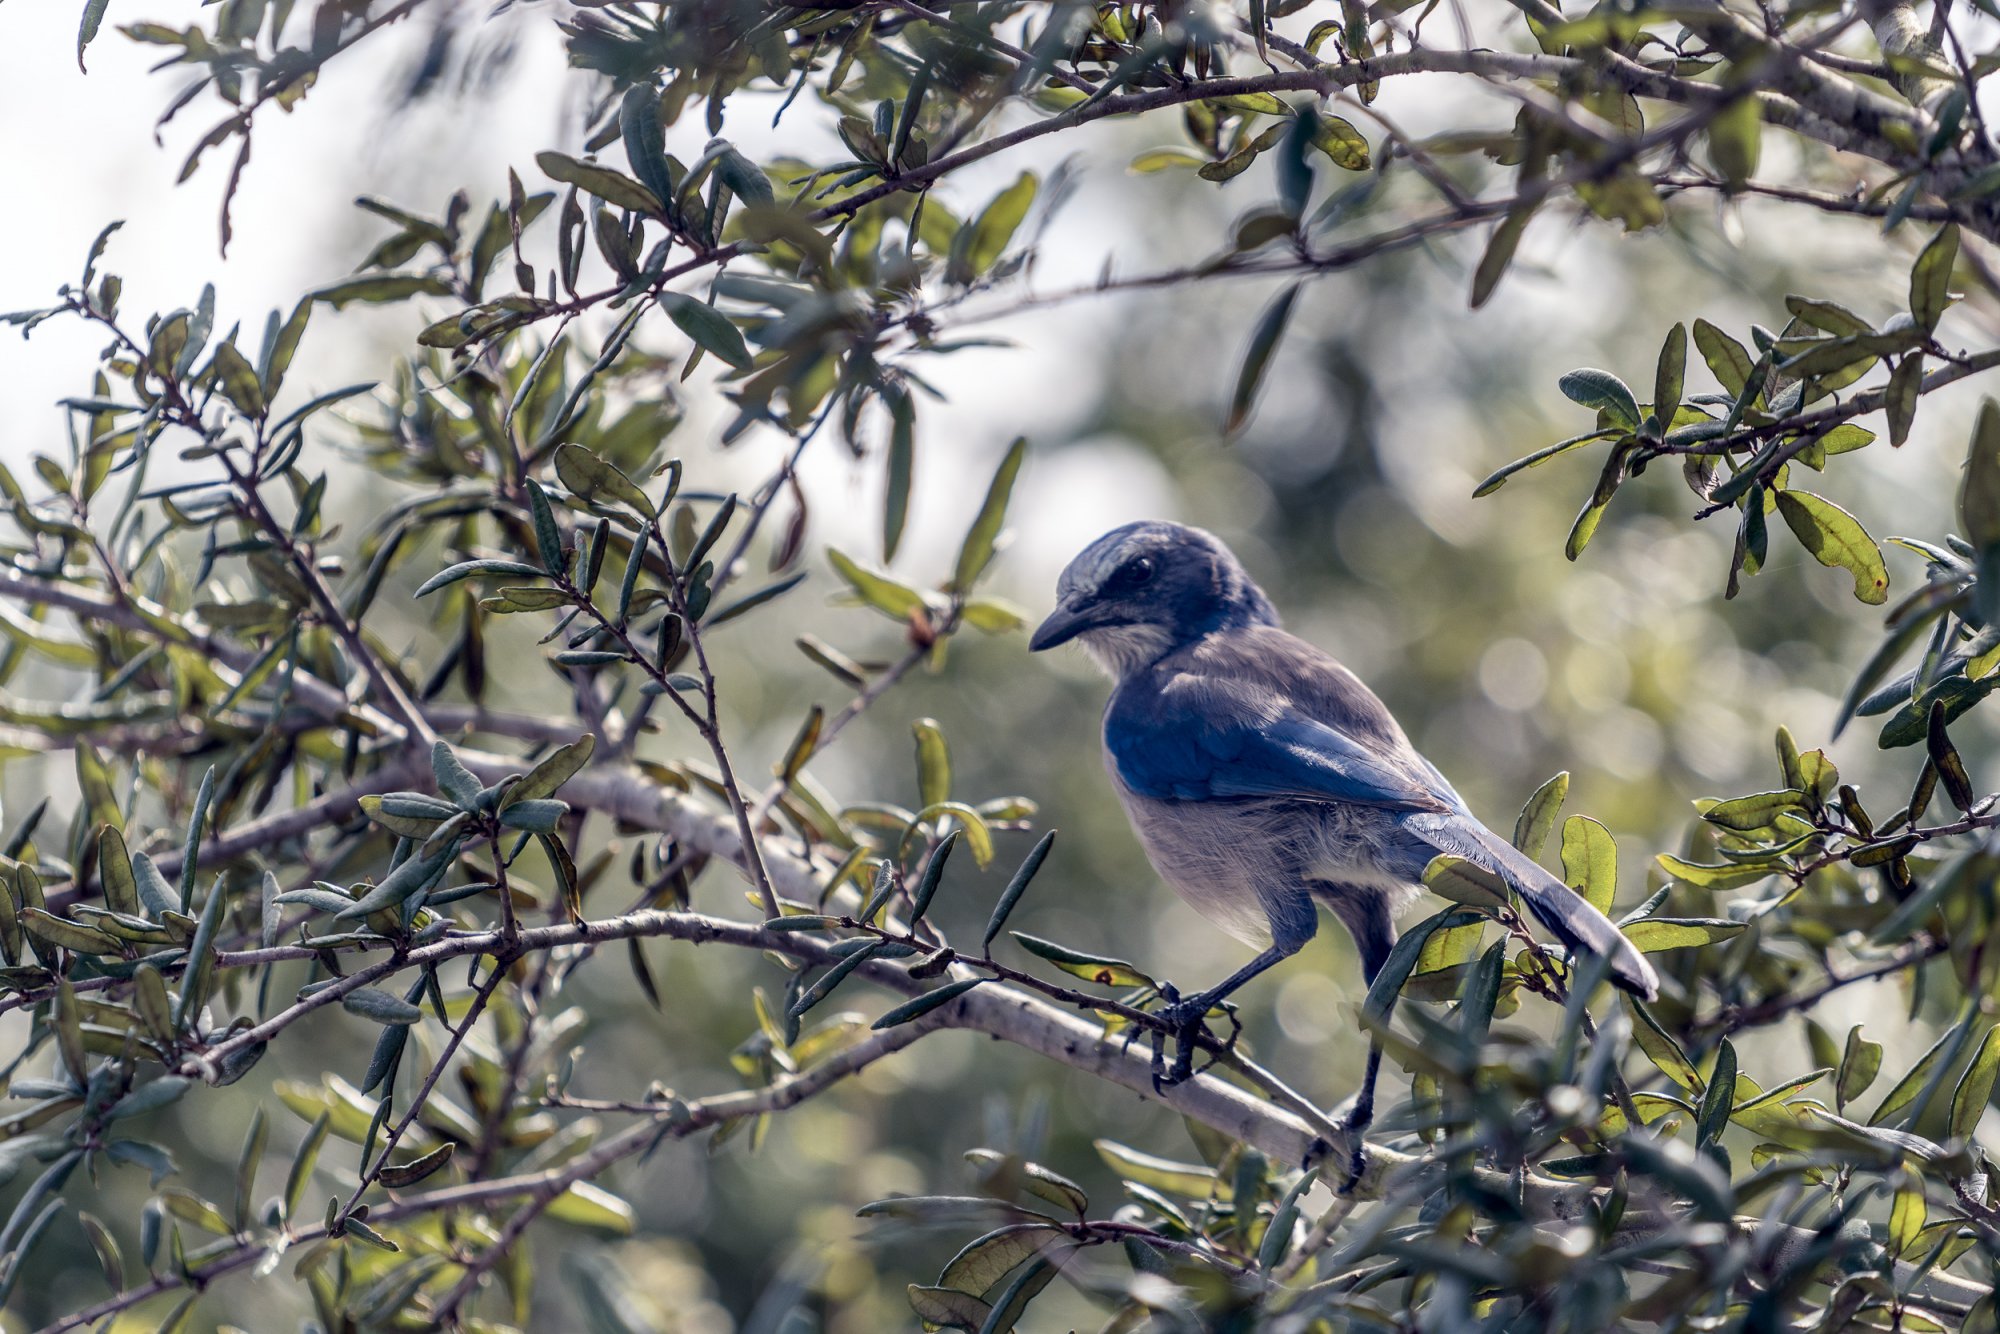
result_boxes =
[1108,701,1451,810]
[1103,629,1454,813]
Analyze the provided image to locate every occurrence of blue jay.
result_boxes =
[1029,520,1658,1165]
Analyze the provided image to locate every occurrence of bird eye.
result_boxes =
[1120,556,1156,588]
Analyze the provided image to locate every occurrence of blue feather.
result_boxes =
[1107,700,1448,811]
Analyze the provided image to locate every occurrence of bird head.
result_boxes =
[1029,520,1278,675]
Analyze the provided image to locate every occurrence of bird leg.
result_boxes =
[1334,1039,1383,1190]
[1149,945,1293,1092]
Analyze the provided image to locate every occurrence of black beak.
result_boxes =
[1029,597,1095,652]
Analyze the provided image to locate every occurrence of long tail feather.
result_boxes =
[1410,813,1660,1000]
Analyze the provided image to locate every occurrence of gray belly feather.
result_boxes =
[1113,769,1423,950]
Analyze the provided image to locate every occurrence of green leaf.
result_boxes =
[976,1255,1059,1334]
[415,560,546,598]
[363,1023,406,1095]
[871,978,984,1029]
[909,829,960,923]
[1621,919,1745,952]
[619,85,675,206]
[1693,319,1754,397]
[546,1181,637,1233]
[913,718,951,810]
[71,742,115,838]
[961,172,1037,278]
[1422,854,1508,909]
[790,940,885,1019]
[966,1149,1089,1216]
[343,1217,400,1251]
[960,598,1027,633]
[535,151,663,216]
[555,443,658,519]
[1927,701,1976,811]
[23,908,120,955]
[77,0,111,71]
[1558,368,1640,430]
[209,342,267,417]
[1962,399,2000,548]
[1226,282,1303,435]
[762,913,840,933]
[378,1141,455,1188]
[952,438,1027,591]
[261,298,311,401]
[107,1072,191,1128]
[342,987,424,1025]
[1626,994,1701,1091]
[1887,354,1924,447]
[1839,1026,1885,1110]
[909,1286,991,1331]
[311,274,453,308]
[1701,789,1806,831]
[1774,490,1890,605]
[77,1210,122,1291]
[1512,772,1568,859]
[52,976,86,1081]
[285,1111,330,1220]
[1363,908,1485,1025]
[1010,932,1152,987]
[829,548,928,618]
[359,794,453,840]
[179,766,214,913]
[1414,915,1486,986]
[1785,295,1874,337]
[1257,1165,1319,1271]
[159,1186,232,1236]
[1559,815,1616,915]
[1199,127,1282,183]
[983,831,1055,952]
[1470,202,1536,309]
[1820,424,1877,458]
[430,742,482,810]
[1889,1178,1926,1257]
[1706,95,1761,188]
[1911,222,1960,333]
[337,840,458,920]
[1093,1140,1217,1197]
[1950,1025,2000,1140]
[1129,148,1207,173]
[1310,116,1370,170]
[1653,853,1784,890]
[1471,430,1617,497]
[268,383,375,437]
[939,1223,1066,1296]
[1696,1038,1737,1151]
[507,734,596,805]
[97,825,139,918]
[659,292,752,370]
[1870,1024,1958,1126]
[883,391,915,562]
[524,479,566,574]
[715,144,775,208]
[1565,445,1630,561]
[234,1105,267,1231]
[133,965,174,1044]
[1653,322,1686,425]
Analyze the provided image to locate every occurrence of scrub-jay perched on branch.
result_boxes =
[1029,520,1658,1165]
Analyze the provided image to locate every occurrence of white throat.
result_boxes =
[1077,623,1175,678]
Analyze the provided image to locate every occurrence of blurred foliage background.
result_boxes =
[1,0,1995,1328]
